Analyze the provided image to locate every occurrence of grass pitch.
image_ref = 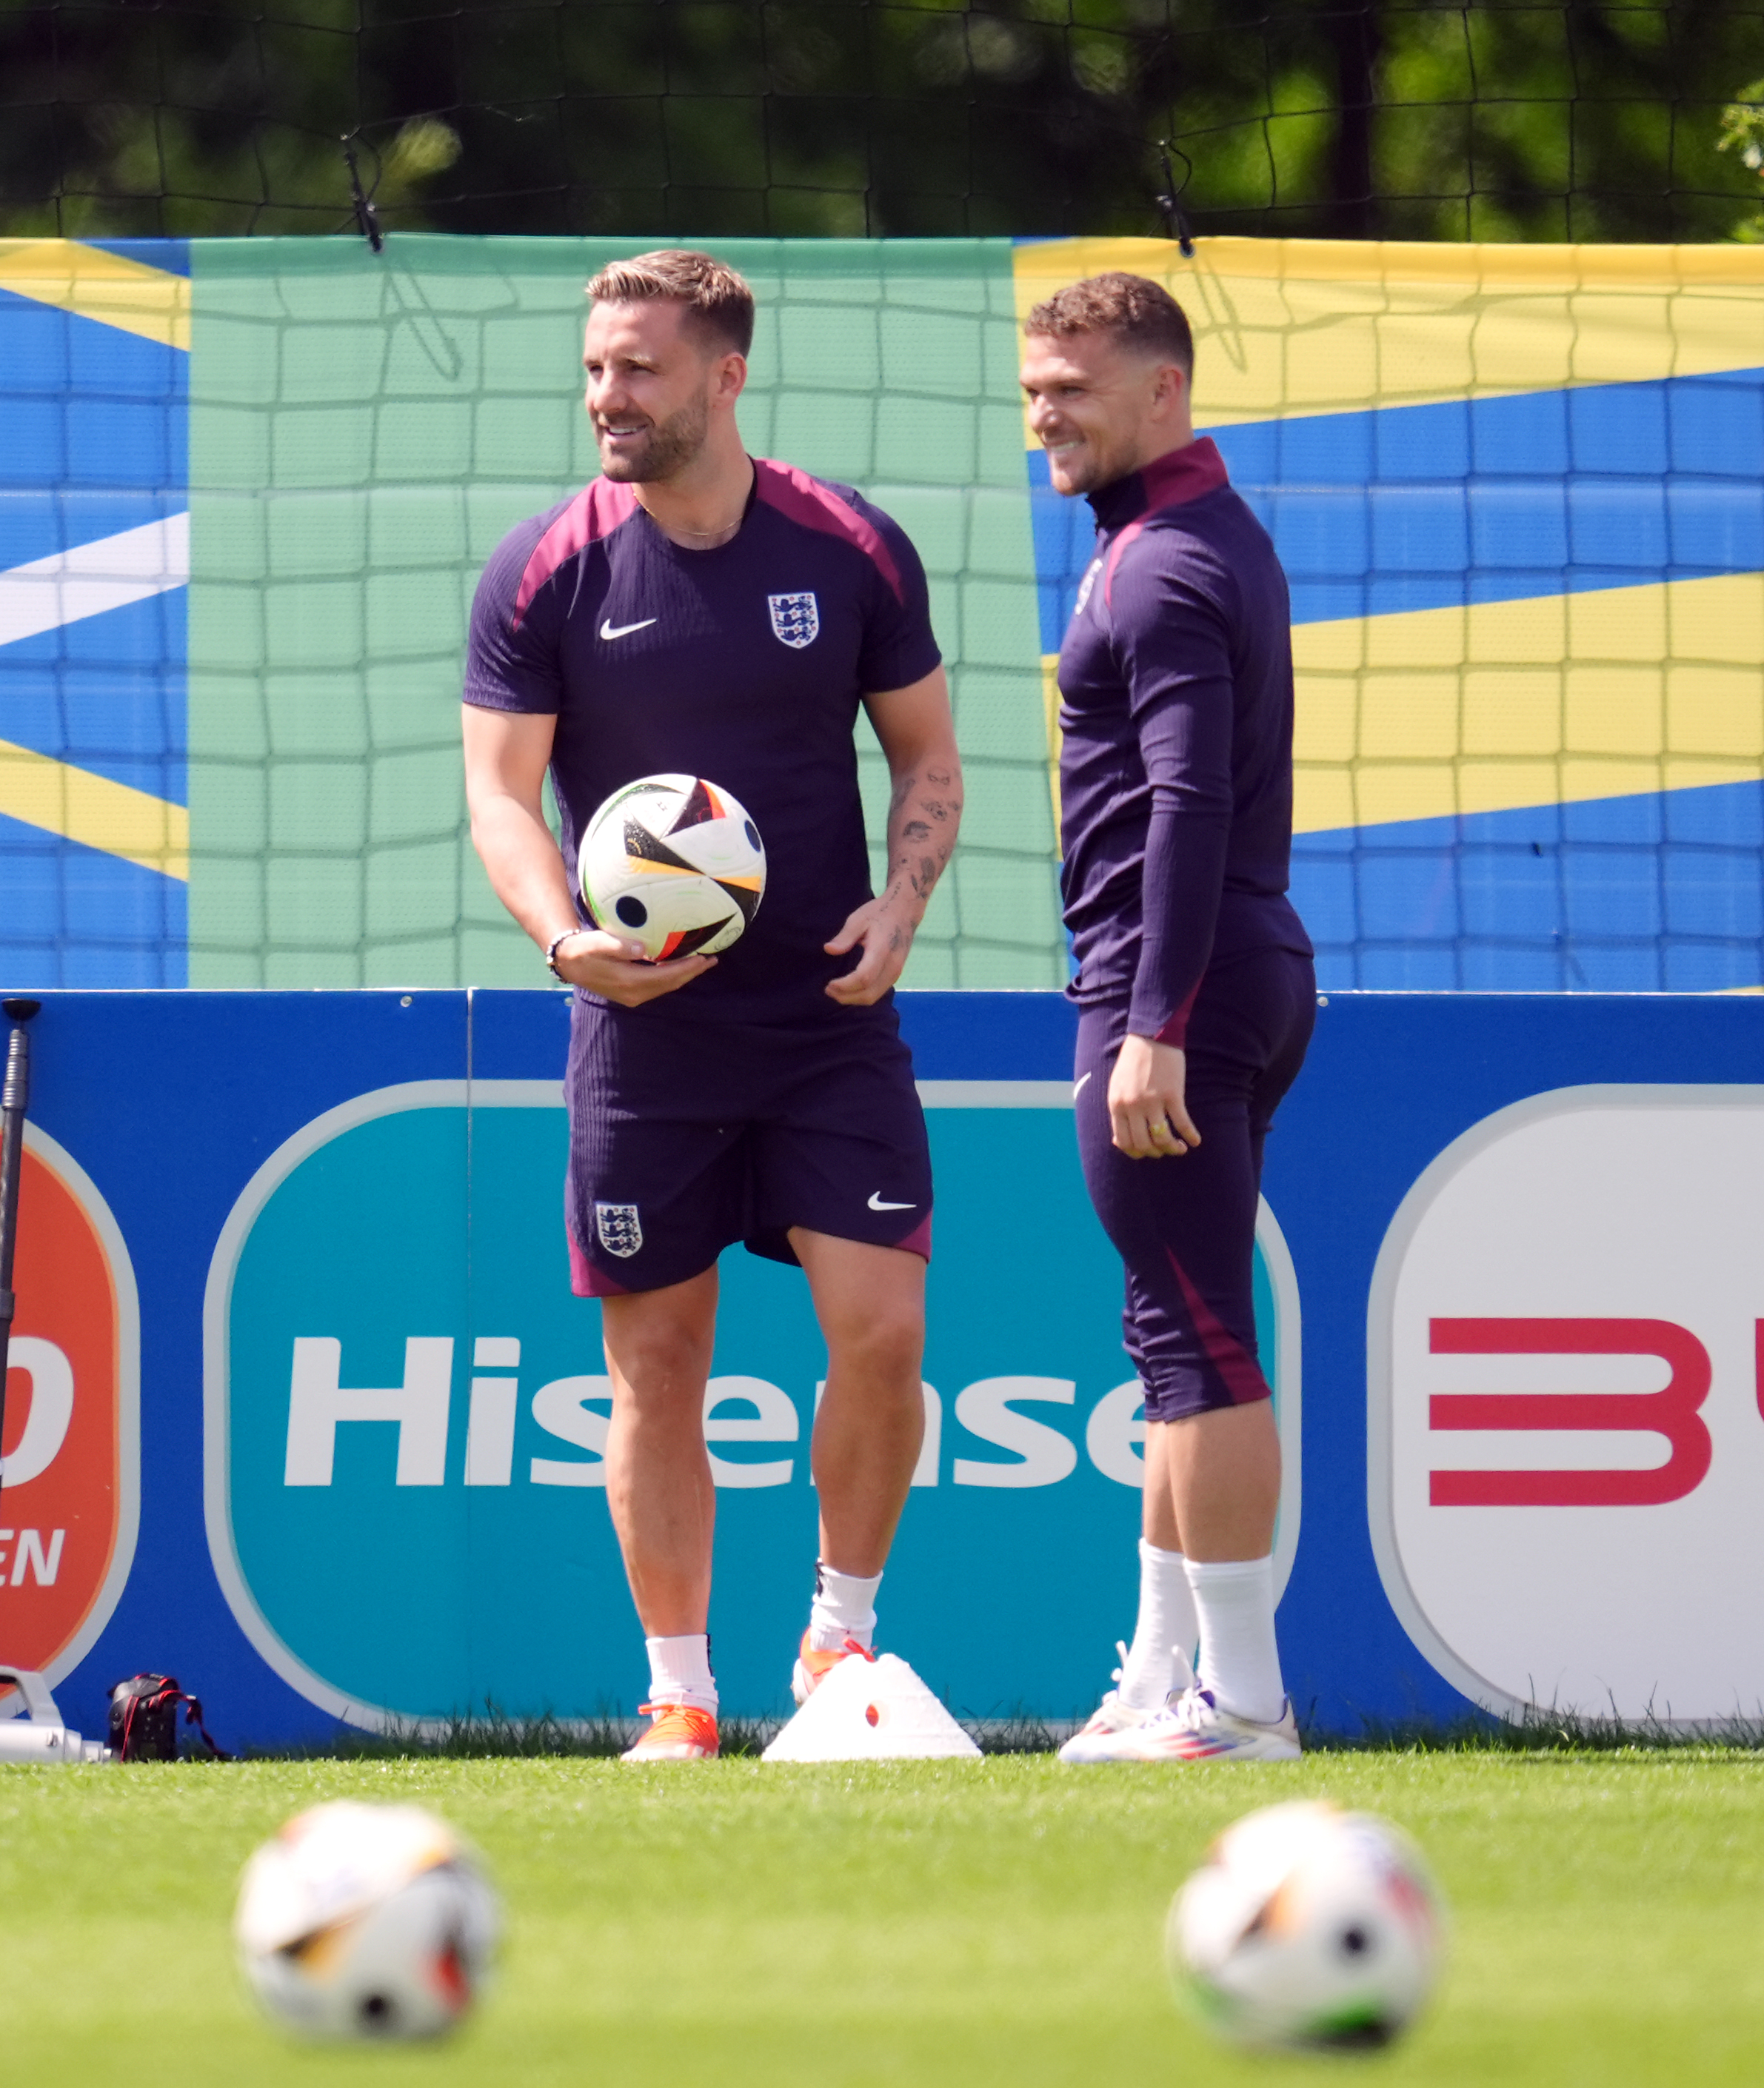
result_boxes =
[1,1752,1760,2084]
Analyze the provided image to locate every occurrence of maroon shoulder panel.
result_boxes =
[752,458,905,603]
[512,478,642,628]
[1103,438,1230,610]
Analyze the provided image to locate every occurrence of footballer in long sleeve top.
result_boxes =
[1028,269,1313,1766]
[1057,435,1312,1046]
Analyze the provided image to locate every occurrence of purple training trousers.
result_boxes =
[1075,946,1315,1422]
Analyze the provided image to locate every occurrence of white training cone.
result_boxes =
[763,1651,981,1762]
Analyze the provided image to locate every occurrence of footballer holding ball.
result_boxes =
[462,251,962,1759]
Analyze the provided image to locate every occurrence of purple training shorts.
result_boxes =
[564,995,932,1297]
[1075,946,1314,1422]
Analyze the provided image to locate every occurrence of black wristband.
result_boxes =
[545,927,589,980]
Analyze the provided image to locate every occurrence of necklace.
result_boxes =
[638,461,754,542]
[636,503,745,545]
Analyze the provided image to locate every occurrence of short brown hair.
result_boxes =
[1024,271,1194,377]
[584,249,755,357]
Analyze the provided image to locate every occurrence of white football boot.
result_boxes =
[1058,1643,1163,1763]
[1066,1686,1301,1764]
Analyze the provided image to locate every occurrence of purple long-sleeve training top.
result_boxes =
[1056,436,1312,1045]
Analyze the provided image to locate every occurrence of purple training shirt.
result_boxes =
[1056,436,1312,1045]
[464,460,941,1021]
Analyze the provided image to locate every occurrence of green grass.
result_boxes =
[3,1753,1763,2084]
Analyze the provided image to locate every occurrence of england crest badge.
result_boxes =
[595,1202,644,1257]
[768,592,820,649]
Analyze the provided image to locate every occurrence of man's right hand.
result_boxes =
[552,929,715,1006]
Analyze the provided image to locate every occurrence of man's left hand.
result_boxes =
[824,895,917,1005]
[1108,1034,1202,1159]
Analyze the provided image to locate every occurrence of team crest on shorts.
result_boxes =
[767,592,820,648]
[595,1202,644,1257]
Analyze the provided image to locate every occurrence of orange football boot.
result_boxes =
[621,1700,720,1761]
[791,1630,876,1705]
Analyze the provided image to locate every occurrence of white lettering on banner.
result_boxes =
[952,1379,1078,1488]
[704,1377,796,1488]
[1085,1380,1148,1488]
[529,1377,612,1485]
[464,1379,518,1487]
[912,1385,941,1487]
[284,1337,453,1486]
[12,1529,64,1586]
[267,1342,1184,1497]
[1369,1085,1764,1723]
[0,1338,73,1486]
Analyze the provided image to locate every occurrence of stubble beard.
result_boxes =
[1045,429,1126,498]
[1046,448,1095,497]
[596,390,712,483]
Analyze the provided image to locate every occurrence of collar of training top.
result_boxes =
[1085,435,1229,532]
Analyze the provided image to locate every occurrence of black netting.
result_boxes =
[5,1,1764,245]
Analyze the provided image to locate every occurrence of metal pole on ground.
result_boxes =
[0,999,41,1491]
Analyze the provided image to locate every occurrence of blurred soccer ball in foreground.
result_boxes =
[235,1801,498,2041]
[1168,1799,1442,2051]
[579,772,766,961]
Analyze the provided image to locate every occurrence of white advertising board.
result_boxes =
[1369,1086,1764,1724]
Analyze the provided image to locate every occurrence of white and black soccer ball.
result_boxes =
[578,772,766,962]
[1168,1799,1443,2052]
[235,1800,499,2041]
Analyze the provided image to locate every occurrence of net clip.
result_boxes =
[1155,141,1195,258]
[342,135,384,255]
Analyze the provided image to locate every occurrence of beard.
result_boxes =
[595,390,711,483]
[1043,433,1121,496]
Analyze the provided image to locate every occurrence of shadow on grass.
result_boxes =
[216,1699,1764,1764]
[1299,1701,1764,1755]
[246,1708,775,1762]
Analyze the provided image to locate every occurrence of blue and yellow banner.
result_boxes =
[4,233,1763,992]
[1019,238,1764,992]
[1,239,189,984]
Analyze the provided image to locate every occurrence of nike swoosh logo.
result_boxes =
[868,1193,915,1211]
[599,617,656,640]
[1073,1071,1093,1098]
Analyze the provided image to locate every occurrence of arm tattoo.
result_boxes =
[881,756,963,919]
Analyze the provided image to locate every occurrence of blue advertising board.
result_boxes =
[5,988,1763,1747]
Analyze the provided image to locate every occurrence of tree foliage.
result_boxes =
[1,0,1760,241]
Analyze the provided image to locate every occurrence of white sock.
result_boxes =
[1185,1556,1285,1726]
[807,1561,881,1651]
[644,1633,717,1713]
[1116,1540,1199,1710]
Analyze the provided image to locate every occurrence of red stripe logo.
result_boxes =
[1427,1316,1712,1508]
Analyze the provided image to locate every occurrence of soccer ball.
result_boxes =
[1168,1799,1442,2051]
[235,1800,498,2041]
[578,772,766,962]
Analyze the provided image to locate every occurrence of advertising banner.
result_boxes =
[7,235,1764,998]
[0,1129,139,1694]
[1370,1086,1764,1723]
[5,986,1763,1746]
[200,1073,1298,1729]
